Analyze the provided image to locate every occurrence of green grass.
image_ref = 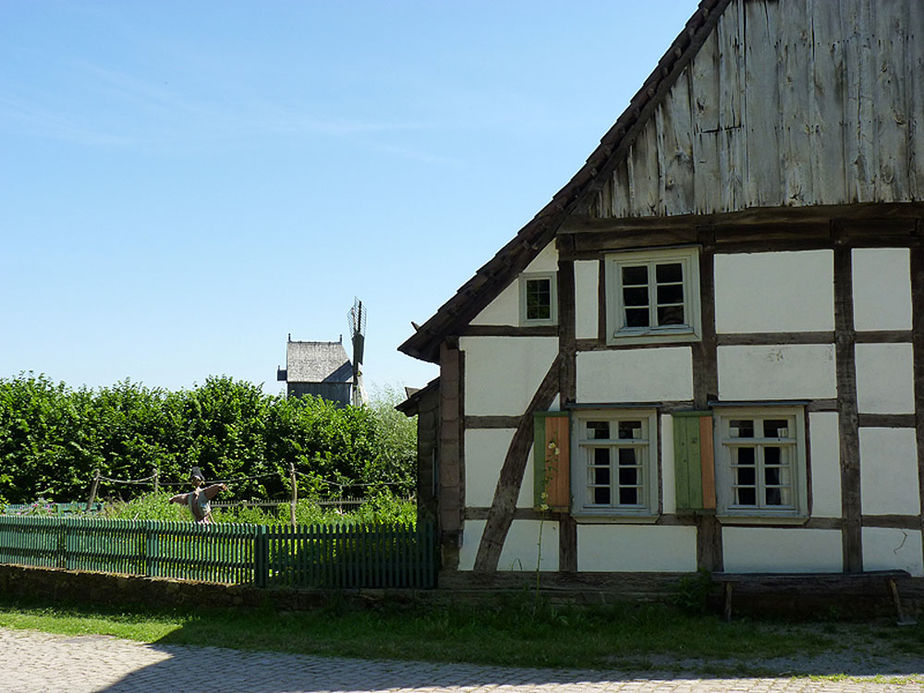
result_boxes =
[2,593,923,675]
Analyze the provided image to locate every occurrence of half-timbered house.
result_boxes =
[398,0,924,592]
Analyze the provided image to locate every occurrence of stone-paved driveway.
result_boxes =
[1,626,922,693]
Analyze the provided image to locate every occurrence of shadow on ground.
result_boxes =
[93,624,924,693]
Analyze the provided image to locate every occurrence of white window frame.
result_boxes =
[605,246,701,345]
[519,272,558,326]
[571,408,659,520]
[714,406,808,523]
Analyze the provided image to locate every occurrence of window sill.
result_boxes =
[607,330,701,347]
[717,514,808,526]
[572,513,660,525]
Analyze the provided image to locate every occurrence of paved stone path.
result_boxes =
[1,626,922,693]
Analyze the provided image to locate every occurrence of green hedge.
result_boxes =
[0,373,415,504]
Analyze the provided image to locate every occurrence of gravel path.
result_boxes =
[1,626,922,693]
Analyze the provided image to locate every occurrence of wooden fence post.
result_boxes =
[153,468,160,494]
[289,463,297,527]
[254,525,269,588]
[86,469,101,512]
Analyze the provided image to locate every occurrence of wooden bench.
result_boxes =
[711,570,915,625]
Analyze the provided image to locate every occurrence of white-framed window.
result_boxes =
[571,409,658,518]
[519,272,558,326]
[605,247,701,344]
[714,407,807,521]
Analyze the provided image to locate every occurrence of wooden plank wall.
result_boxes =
[594,0,924,219]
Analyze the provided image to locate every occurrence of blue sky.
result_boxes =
[1,0,697,396]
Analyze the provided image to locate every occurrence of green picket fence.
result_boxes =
[0,516,435,589]
[264,522,435,589]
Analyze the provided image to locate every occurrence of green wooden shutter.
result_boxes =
[533,411,570,511]
[673,411,715,513]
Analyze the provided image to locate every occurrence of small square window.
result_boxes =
[519,272,557,326]
[605,247,701,345]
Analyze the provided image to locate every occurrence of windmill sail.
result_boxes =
[348,298,367,406]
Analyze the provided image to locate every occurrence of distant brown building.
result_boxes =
[277,337,353,406]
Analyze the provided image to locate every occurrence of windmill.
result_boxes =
[348,298,367,406]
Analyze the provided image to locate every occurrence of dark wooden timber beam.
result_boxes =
[473,356,562,573]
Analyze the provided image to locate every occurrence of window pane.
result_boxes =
[656,284,684,305]
[526,303,551,320]
[625,308,649,327]
[618,421,643,440]
[657,305,685,325]
[765,466,781,486]
[619,487,639,505]
[763,419,790,438]
[593,447,610,465]
[655,262,683,283]
[730,420,755,438]
[593,487,611,505]
[736,466,756,486]
[764,446,781,466]
[593,466,611,485]
[623,287,649,306]
[587,422,610,440]
[525,279,551,320]
[736,447,756,465]
[618,467,638,486]
[618,447,638,465]
[765,487,782,505]
[736,487,757,505]
[622,265,648,285]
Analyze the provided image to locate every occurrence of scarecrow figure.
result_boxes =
[169,467,228,524]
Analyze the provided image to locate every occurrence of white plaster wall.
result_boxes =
[464,428,514,508]
[457,519,559,572]
[853,248,912,332]
[661,414,676,515]
[859,428,920,516]
[523,242,559,273]
[576,347,693,403]
[722,528,843,572]
[855,343,915,414]
[574,260,599,340]
[862,528,924,577]
[469,281,518,326]
[461,336,559,416]
[576,525,697,572]
[714,251,834,333]
[717,345,837,400]
[808,412,842,518]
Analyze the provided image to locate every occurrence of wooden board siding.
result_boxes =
[591,0,924,220]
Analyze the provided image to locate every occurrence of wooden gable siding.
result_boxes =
[592,0,924,220]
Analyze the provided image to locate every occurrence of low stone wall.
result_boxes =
[2,563,922,619]
[0,564,427,611]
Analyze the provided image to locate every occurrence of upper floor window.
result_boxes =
[605,247,701,344]
[714,407,807,521]
[571,409,658,518]
[519,272,557,326]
